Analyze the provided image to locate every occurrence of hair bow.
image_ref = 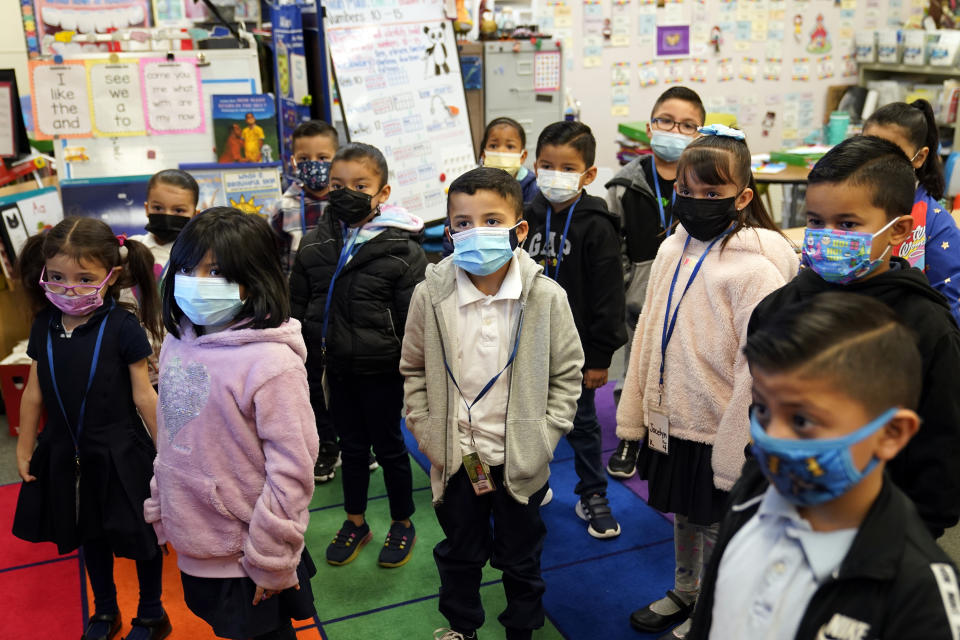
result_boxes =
[698,124,746,140]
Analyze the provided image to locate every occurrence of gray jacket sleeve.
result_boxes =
[545,282,585,439]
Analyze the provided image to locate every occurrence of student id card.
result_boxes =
[647,406,669,454]
[463,451,496,495]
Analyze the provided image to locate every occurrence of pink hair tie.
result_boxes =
[116,234,127,246]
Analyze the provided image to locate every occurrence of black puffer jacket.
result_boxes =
[290,209,427,376]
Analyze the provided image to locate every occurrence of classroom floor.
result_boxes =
[2,370,960,639]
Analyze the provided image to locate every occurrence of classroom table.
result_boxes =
[753,164,812,228]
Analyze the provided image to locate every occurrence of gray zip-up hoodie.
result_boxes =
[400,250,584,504]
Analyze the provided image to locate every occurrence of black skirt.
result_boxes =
[636,436,729,526]
[12,418,160,559]
[181,549,318,639]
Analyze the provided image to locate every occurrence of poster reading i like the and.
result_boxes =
[30,61,92,139]
[325,0,475,224]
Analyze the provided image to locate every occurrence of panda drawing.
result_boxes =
[424,22,450,76]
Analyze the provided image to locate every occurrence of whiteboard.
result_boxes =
[51,48,261,180]
[325,0,476,224]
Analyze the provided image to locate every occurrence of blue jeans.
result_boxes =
[568,387,608,497]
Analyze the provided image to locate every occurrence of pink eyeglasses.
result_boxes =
[39,266,117,296]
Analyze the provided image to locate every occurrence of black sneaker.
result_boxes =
[326,520,372,565]
[607,439,640,479]
[576,493,622,539]
[314,441,341,483]
[369,450,379,472]
[378,521,416,568]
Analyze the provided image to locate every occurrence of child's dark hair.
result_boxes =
[447,167,523,221]
[864,99,945,200]
[745,292,922,414]
[536,121,596,168]
[482,117,527,150]
[676,132,783,249]
[333,142,389,188]
[292,120,339,146]
[651,86,706,124]
[162,207,289,337]
[148,169,199,207]
[808,136,916,221]
[17,217,162,343]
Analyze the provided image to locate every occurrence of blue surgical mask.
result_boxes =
[750,406,898,506]
[649,131,693,163]
[294,160,331,192]
[801,217,900,284]
[174,275,244,327]
[451,224,521,276]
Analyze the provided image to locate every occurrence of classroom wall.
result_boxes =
[1,1,29,93]
[534,0,925,168]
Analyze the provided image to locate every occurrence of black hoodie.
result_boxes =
[748,259,960,538]
[522,190,627,370]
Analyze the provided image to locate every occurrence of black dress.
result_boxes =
[12,304,160,559]
[636,437,729,527]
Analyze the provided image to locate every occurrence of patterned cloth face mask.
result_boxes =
[801,217,901,284]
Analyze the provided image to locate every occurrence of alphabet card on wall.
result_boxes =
[86,60,145,136]
[30,61,92,139]
[140,59,204,135]
[0,187,63,261]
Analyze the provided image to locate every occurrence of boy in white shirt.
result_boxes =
[689,292,960,640]
[401,167,584,640]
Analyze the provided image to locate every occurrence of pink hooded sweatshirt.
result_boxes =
[144,319,319,590]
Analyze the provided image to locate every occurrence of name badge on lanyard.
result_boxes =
[444,308,525,495]
[650,232,728,454]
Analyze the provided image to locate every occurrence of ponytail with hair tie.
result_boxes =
[116,234,128,260]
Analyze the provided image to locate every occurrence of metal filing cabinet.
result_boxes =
[483,40,563,160]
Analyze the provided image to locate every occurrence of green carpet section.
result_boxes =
[304,461,564,638]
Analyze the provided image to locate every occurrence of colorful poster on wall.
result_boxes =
[29,60,92,140]
[656,25,690,58]
[181,163,283,219]
[23,0,150,58]
[212,95,279,164]
[86,60,146,137]
[0,187,63,261]
[139,59,204,136]
[270,2,311,178]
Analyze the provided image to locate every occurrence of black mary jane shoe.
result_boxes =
[629,590,694,633]
[80,612,122,640]
[122,612,172,640]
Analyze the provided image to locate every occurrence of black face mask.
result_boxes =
[673,194,739,241]
[329,188,378,226]
[145,214,190,244]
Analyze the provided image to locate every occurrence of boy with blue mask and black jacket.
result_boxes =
[522,121,627,539]
[690,292,960,640]
[401,167,583,640]
[604,87,706,479]
[748,135,960,539]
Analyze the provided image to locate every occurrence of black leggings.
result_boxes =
[83,538,163,618]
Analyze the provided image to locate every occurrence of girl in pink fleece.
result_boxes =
[616,126,799,640]
[144,208,320,640]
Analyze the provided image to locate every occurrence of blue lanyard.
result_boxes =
[543,195,582,281]
[651,154,676,237]
[321,225,360,356]
[444,308,524,429]
[659,233,728,394]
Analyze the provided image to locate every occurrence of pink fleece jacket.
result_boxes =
[143,319,319,590]
[616,226,798,491]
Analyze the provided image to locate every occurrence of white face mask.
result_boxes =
[482,150,525,177]
[537,169,583,204]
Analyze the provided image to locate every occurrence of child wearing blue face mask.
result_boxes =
[689,292,960,640]
[291,142,426,569]
[149,207,319,640]
[272,120,340,276]
[13,217,169,640]
[749,135,960,540]
[605,86,706,479]
[401,167,584,640]
[522,120,628,540]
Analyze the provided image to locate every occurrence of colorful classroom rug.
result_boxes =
[0,382,677,639]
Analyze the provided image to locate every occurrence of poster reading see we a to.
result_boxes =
[28,58,204,140]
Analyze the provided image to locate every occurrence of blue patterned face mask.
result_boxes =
[451,224,521,276]
[750,406,898,506]
[294,160,331,192]
[801,217,900,284]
